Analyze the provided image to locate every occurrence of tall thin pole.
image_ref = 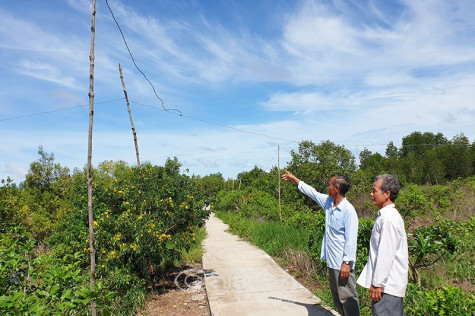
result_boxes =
[119,63,141,167]
[87,1,97,315]
[278,145,282,222]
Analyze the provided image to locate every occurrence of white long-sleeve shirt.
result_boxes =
[357,204,408,297]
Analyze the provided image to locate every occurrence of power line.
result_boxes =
[129,100,299,144]
[3,97,471,150]
[104,0,182,116]
[0,98,125,122]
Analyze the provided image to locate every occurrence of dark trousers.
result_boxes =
[328,268,360,316]
[372,292,404,316]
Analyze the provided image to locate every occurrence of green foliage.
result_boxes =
[1,147,73,241]
[359,149,385,179]
[397,184,432,218]
[355,218,374,276]
[193,173,224,204]
[214,189,245,213]
[400,131,448,158]
[181,226,207,263]
[287,140,356,194]
[0,227,112,315]
[11,157,211,314]
[408,220,461,285]
[405,283,475,315]
[392,131,474,184]
[51,160,209,280]
[285,205,325,231]
[0,178,22,231]
[215,211,312,256]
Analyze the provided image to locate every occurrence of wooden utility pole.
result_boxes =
[119,63,141,167]
[278,145,282,222]
[87,0,97,315]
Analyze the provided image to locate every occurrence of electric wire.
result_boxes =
[0,98,125,122]
[2,98,468,150]
[104,0,182,116]
[129,100,299,144]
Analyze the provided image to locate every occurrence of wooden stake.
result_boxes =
[87,1,97,315]
[119,63,141,168]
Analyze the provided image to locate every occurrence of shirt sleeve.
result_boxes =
[372,217,401,287]
[343,208,358,263]
[297,181,329,209]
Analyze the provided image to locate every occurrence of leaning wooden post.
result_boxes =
[87,0,97,315]
[119,63,141,168]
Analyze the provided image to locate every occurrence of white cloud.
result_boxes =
[1,163,27,183]
[17,61,77,88]
[261,91,335,113]
[66,0,92,15]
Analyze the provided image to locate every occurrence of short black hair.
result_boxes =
[334,174,350,196]
[375,174,400,202]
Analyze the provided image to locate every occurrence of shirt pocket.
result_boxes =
[329,212,345,231]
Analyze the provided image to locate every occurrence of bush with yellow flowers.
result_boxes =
[49,158,209,314]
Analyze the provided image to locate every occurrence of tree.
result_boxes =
[285,140,356,206]
[437,133,473,180]
[400,132,447,158]
[18,147,72,240]
[193,173,225,203]
[359,148,385,178]
[236,166,277,196]
[164,157,182,176]
[384,141,400,175]
[24,146,70,194]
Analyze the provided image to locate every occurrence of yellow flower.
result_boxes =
[138,215,143,220]
[93,221,98,227]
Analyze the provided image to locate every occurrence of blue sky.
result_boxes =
[1,0,475,184]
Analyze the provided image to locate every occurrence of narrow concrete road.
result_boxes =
[202,213,339,316]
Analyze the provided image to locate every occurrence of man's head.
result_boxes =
[371,174,400,209]
[328,174,350,199]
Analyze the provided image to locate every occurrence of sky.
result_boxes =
[1,0,475,184]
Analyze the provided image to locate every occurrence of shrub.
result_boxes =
[405,283,475,315]
[397,184,432,218]
[48,160,210,313]
[0,227,107,315]
[355,218,374,276]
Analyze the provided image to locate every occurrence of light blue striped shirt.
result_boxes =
[298,181,358,270]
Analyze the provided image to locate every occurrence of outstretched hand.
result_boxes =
[282,170,300,184]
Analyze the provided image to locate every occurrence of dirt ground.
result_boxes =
[138,263,210,316]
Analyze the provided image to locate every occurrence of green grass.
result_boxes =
[215,210,311,256]
[181,226,207,264]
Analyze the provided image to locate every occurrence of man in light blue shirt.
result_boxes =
[283,170,360,316]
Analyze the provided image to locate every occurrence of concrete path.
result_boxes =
[202,213,339,316]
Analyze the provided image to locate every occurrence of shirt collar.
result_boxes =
[378,203,396,216]
[333,197,347,211]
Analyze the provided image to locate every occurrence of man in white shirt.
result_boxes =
[283,170,359,316]
[357,174,408,315]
